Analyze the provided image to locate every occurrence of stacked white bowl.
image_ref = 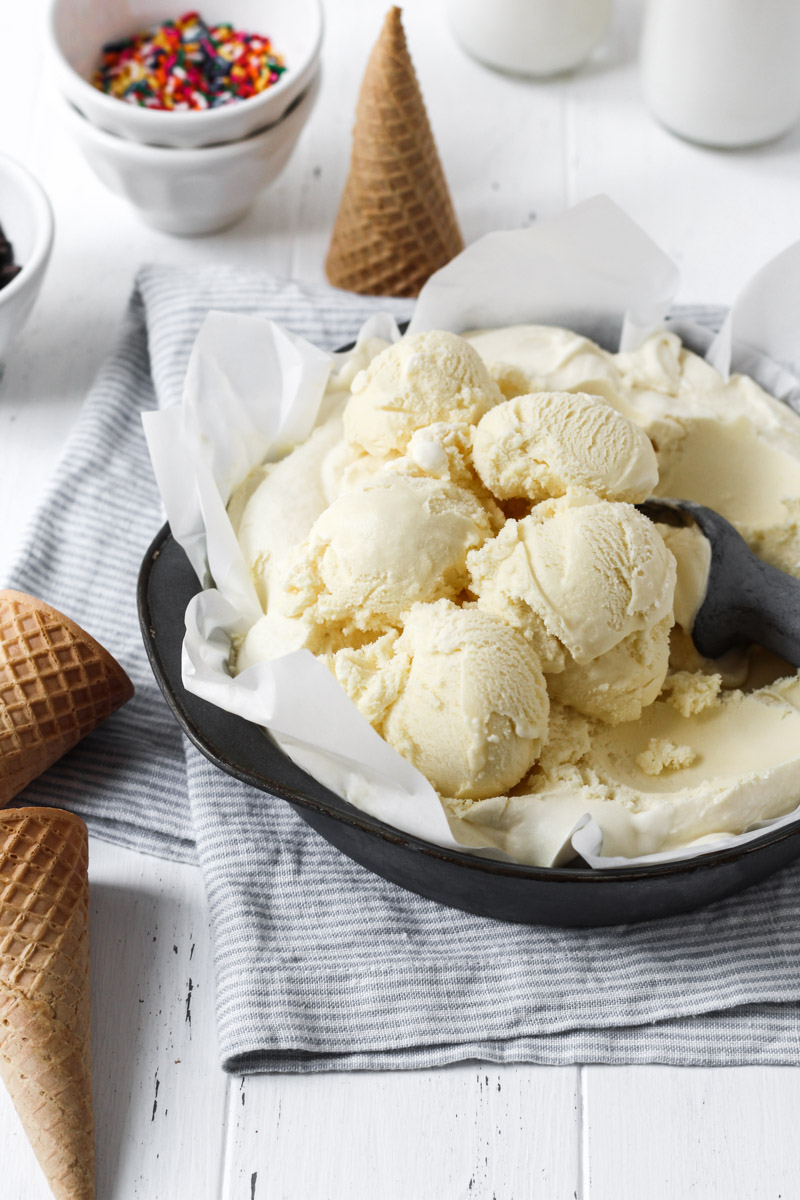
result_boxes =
[0,155,54,362]
[47,0,323,235]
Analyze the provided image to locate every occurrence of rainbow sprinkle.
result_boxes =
[92,11,287,111]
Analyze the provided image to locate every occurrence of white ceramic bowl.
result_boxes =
[447,0,613,77]
[61,72,319,236]
[0,156,54,364]
[48,0,323,148]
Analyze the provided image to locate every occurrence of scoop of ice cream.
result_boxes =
[469,494,676,665]
[279,474,494,635]
[472,391,658,504]
[376,600,550,799]
[344,331,501,457]
[548,614,672,724]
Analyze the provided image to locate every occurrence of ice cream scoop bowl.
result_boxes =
[638,498,800,668]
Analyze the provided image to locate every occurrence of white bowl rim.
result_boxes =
[47,0,324,132]
[61,73,319,162]
[0,154,55,308]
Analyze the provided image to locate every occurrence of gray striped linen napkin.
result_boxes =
[8,266,800,1071]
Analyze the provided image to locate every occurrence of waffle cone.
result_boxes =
[0,590,134,807]
[0,806,93,1200]
[325,6,464,297]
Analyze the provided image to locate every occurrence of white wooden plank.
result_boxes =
[88,839,229,1200]
[222,1063,580,1200]
[584,1064,800,1199]
[89,839,228,1199]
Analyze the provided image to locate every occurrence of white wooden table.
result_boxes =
[2,2,800,1196]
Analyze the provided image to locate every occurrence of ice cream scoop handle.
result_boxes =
[737,558,800,669]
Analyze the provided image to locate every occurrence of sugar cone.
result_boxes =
[325,6,464,297]
[0,806,93,1200]
[0,590,134,807]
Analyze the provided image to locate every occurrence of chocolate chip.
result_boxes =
[0,222,13,269]
[0,263,21,291]
[0,223,20,289]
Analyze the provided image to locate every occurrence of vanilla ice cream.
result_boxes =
[548,616,673,724]
[466,324,633,416]
[278,472,493,637]
[470,494,676,724]
[615,330,800,577]
[228,321,800,867]
[656,522,711,632]
[331,600,550,799]
[233,411,345,609]
[469,493,675,663]
[343,330,501,457]
[405,422,475,485]
[472,391,658,504]
[466,494,676,721]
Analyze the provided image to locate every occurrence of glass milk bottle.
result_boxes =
[641,0,800,147]
[447,0,614,77]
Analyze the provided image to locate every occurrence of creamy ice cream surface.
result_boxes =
[467,494,676,723]
[656,523,711,632]
[228,322,800,866]
[343,330,501,458]
[469,494,675,664]
[233,410,345,611]
[472,391,658,503]
[279,472,494,638]
[330,600,550,800]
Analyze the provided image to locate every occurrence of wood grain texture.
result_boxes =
[87,840,228,1200]
[2,0,800,1196]
[222,1064,580,1200]
[584,1065,800,1199]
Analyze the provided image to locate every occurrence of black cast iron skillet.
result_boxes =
[138,524,800,927]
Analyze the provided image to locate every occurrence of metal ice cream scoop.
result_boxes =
[638,498,800,668]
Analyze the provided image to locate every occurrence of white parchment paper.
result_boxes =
[143,195,800,869]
